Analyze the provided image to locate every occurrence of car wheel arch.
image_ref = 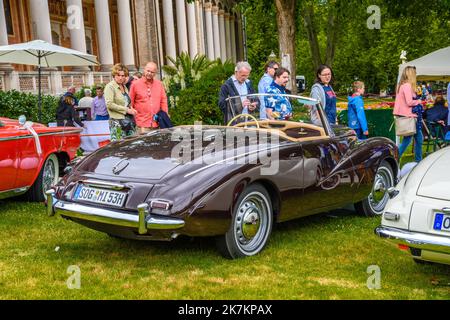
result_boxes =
[251,179,281,221]
[381,156,399,183]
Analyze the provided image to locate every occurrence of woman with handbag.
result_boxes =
[394,66,423,162]
[104,63,137,141]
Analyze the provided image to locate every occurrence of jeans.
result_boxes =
[95,114,109,121]
[398,131,423,162]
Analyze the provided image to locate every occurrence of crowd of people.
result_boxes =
[55,61,171,142]
[56,57,449,163]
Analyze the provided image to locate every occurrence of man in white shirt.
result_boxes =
[77,88,94,120]
[218,61,259,124]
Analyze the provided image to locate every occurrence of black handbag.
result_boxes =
[119,114,136,131]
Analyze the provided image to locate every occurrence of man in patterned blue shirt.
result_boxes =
[258,60,279,120]
[265,67,292,120]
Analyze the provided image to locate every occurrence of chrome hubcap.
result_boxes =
[372,180,386,203]
[234,192,270,252]
[241,205,261,239]
[369,167,393,214]
[43,158,56,192]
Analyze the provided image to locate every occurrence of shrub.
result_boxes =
[170,61,235,125]
[0,90,59,124]
[163,53,219,109]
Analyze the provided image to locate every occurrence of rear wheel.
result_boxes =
[27,154,59,202]
[355,160,394,217]
[216,184,273,259]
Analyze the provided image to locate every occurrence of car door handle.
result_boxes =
[442,207,450,214]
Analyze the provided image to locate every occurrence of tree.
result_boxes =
[275,0,297,93]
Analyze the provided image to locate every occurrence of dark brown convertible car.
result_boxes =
[47,94,399,258]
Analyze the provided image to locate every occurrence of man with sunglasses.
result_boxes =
[129,62,168,134]
[258,60,279,120]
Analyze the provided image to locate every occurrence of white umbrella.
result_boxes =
[0,39,99,122]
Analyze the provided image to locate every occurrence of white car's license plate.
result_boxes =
[433,213,450,232]
[74,185,127,207]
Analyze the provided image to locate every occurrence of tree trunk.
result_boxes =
[302,4,322,72]
[275,0,297,94]
[325,5,339,67]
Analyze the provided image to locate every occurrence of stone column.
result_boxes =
[230,14,237,63]
[195,0,205,55]
[29,0,52,43]
[154,0,165,69]
[66,0,87,53]
[225,12,231,61]
[186,1,198,58]
[162,0,177,64]
[212,6,221,60]
[94,0,114,71]
[117,0,136,70]
[175,0,189,55]
[66,0,90,71]
[134,0,159,69]
[204,2,215,60]
[218,9,226,60]
[236,13,244,61]
[0,0,13,71]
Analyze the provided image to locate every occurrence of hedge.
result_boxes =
[0,90,59,125]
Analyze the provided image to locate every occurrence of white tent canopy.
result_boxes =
[398,46,450,82]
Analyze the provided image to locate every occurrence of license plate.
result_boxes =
[74,185,127,207]
[433,213,450,232]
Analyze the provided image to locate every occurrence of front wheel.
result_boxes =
[216,184,273,259]
[355,160,394,217]
[27,154,59,202]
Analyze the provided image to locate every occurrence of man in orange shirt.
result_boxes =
[129,62,169,134]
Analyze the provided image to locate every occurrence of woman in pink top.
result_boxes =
[394,66,423,162]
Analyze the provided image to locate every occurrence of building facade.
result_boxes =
[0,0,244,94]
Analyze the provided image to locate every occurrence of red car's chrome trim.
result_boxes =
[0,129,82,142]
[0,187,29,200]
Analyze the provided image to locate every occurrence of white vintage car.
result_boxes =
[375,147,450,265]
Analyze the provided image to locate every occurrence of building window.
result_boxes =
[3,0,13,35]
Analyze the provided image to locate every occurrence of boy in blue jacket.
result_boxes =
[347,81,368,140]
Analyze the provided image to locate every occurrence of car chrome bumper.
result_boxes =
[46,189,185,234]
[375,226,450,254]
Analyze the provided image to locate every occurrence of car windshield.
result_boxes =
[224,93,334,137]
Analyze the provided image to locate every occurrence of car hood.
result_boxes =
[75,127,286,180]
[416,147,450,201]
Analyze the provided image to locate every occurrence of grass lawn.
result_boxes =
[0,199,449,300]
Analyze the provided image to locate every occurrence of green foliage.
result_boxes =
[170,60,235,126]
[0,90,59,124]
[238,0,279,79]
[239,0,450,94]
[162,53,218,107]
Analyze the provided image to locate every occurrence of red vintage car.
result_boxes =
[0,116,81,201]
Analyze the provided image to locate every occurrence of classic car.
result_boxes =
[47,94,399,258]
[0,116,81,201]
[376,147,450,265]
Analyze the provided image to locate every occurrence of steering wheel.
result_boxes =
[226,113,260,129]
